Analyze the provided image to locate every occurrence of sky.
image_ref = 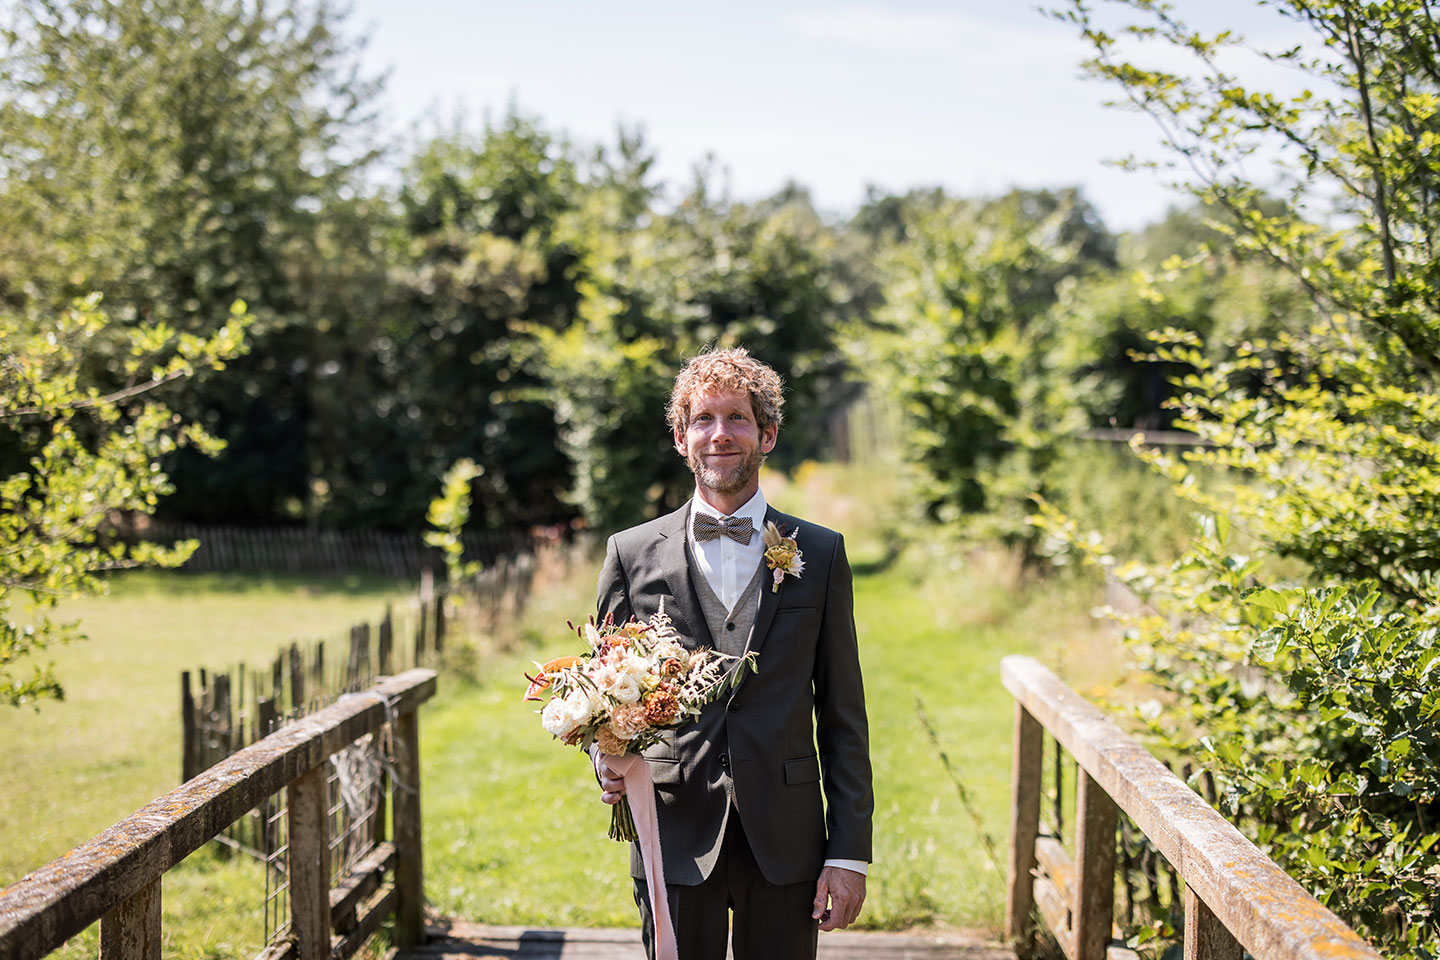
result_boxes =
[345,1,1312,233]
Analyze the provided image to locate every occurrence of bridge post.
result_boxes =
[394,706,425,947]
[99,878,160,960]
[1074,770,1117,960]
[288,764,332,960]
[1184,887,1242,960]
[1006,702,1042,958]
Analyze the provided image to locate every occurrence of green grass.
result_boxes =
[0,570,412,886]
[418,463,1117,934]
[4,460,1126,950]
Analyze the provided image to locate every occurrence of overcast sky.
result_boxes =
[346,1,1311,233]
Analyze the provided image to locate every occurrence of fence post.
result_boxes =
[1006,703,1042,958]
[394,706,425,948]
[1074,770,1118,960]
[1184,887,1242,960]
[287,764,331,960]
[181,671,196,783]
[99,877,160,960]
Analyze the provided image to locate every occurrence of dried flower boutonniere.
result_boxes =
[761,520,804,593]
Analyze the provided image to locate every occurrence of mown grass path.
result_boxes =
[421,542,1105,933]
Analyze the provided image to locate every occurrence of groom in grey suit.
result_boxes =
[594,347,872,959]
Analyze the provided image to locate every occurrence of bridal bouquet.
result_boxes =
[523,604,755,841]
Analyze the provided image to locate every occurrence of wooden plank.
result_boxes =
[1033,876,1075,960]
[255,937,297,960]
[1185,887,1243,960]
[1074,771,1117,960]
[1005,703,1042,956]
[394,708,424,948]
[287,766,331,960]
[98,878,159,960]
[1000,656,1379,960]
[0,669,437,960]
[333,886,397,960]
[1034,836,1074,903]
[330,843,395,931]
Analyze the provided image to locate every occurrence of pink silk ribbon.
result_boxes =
[607,752,676,960]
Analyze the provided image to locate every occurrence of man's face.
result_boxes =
[674,387,778,500]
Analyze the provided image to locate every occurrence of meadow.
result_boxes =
[3,459,1136,954]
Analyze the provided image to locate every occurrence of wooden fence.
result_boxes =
[1002,655,1380,960]
[180,545,549,811]
[124,521,531,578]
[0,669,437,960]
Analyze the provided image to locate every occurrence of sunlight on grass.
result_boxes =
[419,462,1118,934]
[0,570,411,885]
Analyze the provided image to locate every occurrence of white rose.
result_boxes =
[611,674,641,703]
[541,697,579,739]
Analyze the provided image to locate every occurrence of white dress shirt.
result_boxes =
[686,487,869,878]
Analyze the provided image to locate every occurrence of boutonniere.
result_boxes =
[762,521,804,593]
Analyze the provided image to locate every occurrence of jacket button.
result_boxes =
[728,700,740,713]
[719,753,730,768]
[725,622,735,631]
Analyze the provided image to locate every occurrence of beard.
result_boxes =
[687,444,765,495]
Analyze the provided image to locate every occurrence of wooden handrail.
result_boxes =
[0,668,437,960]
[1001,655,1380,960]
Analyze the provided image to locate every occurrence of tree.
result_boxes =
[864,187,1116,541]
[1,296,250,707]
[1040,2,1440,951]
[0,0,387,527]
[541,161,856,532]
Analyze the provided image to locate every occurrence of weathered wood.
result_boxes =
[181,671,197,783]
[254,937,297,960]
[287,765,331,960]
[98,878,160,960]
[394,707,424,948]
[1185,887,1243,960]
[1034,836,1074,904]
[1001,655,1380,960]
[1005,703,1042,956]
[1074,771,1117,960]
[379,606,394,676]
[333,886,396,960]
[330,842,394,932]
[400,923,1017,960]
[0,669,436,960]
[1034,875,1075,959]
[289,643,304,714]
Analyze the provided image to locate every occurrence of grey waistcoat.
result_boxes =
[685,541,767,658]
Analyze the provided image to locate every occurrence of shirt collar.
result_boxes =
[690,485,767,527]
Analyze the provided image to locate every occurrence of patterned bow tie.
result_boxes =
[692,512,754,545]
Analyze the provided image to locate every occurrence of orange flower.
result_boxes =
[522,655,582,701]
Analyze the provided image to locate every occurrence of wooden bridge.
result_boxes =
[0,660,1381,960]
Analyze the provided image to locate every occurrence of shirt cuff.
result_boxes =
[823,858,868,876]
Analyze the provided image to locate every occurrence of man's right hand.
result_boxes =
[595,752,627,805]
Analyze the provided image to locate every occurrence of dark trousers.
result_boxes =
[634,812,818,960]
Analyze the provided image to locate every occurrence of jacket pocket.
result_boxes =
[784,755,821,785]
[647,757,682,785]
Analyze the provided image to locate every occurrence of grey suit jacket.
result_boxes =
[596,502,873,887]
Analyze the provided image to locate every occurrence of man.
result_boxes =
[593,347,873,959]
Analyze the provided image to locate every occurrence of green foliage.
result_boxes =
[861,188,1115,540]
[424,459,484,585]
[541,162,854,531]
[1041,0,1440,952]
[0,295,251,707]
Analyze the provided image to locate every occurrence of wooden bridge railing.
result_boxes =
[1002,655,1380,960]
[0,668,437,960]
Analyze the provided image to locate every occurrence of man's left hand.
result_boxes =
[812,865,866,931]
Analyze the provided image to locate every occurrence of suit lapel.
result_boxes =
[658,504,713,650]
[741,505,787,663]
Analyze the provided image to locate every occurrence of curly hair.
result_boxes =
[666,346,785,435]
